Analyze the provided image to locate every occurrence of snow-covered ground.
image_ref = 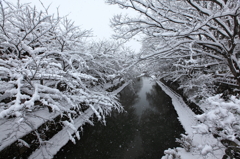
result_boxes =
[157,81,224,159]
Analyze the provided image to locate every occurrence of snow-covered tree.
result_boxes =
[107,0,240,90]
[107,1,240,158]
[86,40,136,85]
[0,1,123,156]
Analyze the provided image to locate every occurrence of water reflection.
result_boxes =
[131,78,157,116]
[54,77,184,159]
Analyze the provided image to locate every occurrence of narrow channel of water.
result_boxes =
[54,77,185,159]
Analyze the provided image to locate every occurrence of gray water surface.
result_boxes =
[54,77,185,159]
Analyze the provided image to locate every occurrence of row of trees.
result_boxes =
[1,0,239,158]
[0,1,137,156]
[107,0,240,158]
[107,0,240,101]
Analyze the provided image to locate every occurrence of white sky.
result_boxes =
[8,0,141,52]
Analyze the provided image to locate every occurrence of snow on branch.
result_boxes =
[0,1,128,155]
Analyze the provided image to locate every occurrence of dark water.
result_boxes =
[54,77,185,159]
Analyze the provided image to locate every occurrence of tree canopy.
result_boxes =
[107,0,240,158]
[0,1,134,156]
[107,0,240,100]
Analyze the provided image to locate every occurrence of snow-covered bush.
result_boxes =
[162,148,181,159]
[193,94,240,158]
[176,134,193,152]
[177,73,216,103]
[161,93,240,159]
[194,95,240,145]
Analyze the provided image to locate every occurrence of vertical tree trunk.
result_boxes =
[227,57,240,87]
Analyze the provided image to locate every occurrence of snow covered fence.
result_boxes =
[215,75,238,87]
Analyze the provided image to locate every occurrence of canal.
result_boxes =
[54,77,185,159]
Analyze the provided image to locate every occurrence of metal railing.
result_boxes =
[215,75,238,86]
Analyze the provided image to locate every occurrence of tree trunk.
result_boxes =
[227,57,240,87]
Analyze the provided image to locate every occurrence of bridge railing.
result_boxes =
[215,74,238,86]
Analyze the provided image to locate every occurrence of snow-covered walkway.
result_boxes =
[28,107,95,159]
[157,81,224,159]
